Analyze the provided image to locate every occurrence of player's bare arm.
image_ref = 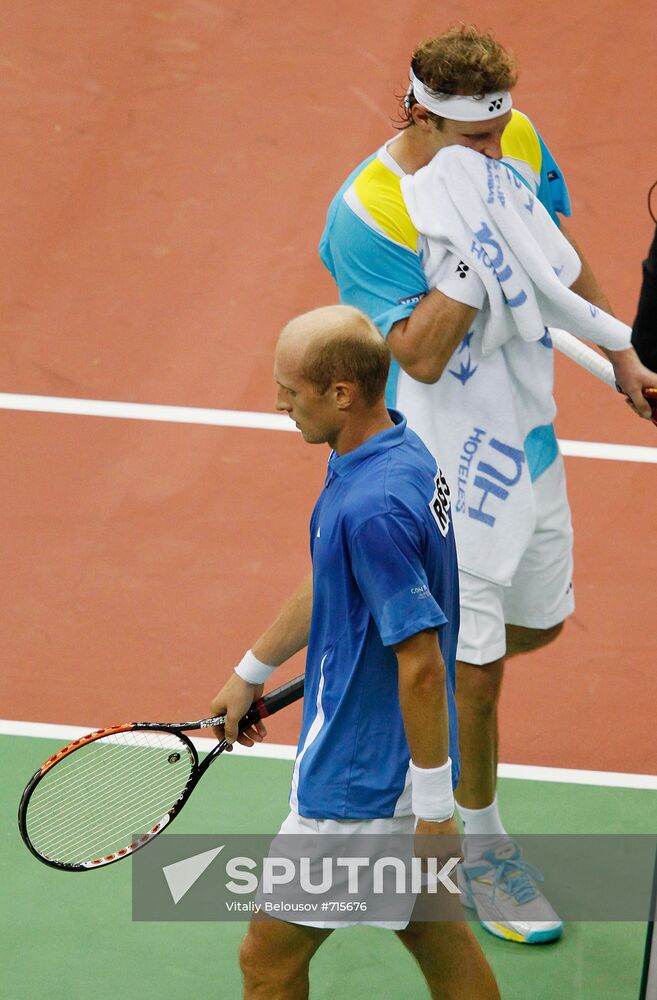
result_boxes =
[561,222,614,315]
[251,572,313,666]
[394,629,460,847]
[387,289,478,384]
[210,573,313,745]
[395,628,450,765]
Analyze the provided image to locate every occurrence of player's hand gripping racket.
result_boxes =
[550,327,657,425]
[18,674,304,872]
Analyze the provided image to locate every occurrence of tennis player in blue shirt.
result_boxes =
[210,305,499,999]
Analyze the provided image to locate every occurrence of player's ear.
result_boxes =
[411,104,434,130]
[334,380,356,410]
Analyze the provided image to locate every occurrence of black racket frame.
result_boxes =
[18,674,304,873]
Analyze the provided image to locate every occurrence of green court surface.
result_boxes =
[3,733,654,999]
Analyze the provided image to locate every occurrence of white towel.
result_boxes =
[394,336,541,586]
[400,145,631,355]
[394,146,631,586]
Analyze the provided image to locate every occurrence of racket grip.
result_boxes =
[643,387,657,426]
[238,674,305,731]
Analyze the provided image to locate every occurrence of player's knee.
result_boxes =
[239,932,274,989]
[239,932,260,980]
[506,621,564,657]
[456,659,504,715]
[239,930,308,994]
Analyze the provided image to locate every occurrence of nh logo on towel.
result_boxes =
[469,439,526,528]
[471,222,528,309]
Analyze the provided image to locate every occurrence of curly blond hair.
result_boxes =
[400,24,518,127]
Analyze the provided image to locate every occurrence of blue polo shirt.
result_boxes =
[290,411,460,820]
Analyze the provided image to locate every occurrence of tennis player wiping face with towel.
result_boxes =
[210,305,500,1000]
[318,23,657,947]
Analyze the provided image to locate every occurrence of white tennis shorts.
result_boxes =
[456,453,575,666]
[257,810,417,930]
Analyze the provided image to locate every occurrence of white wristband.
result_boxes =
[234,649,277,684]
[410,758,455,822]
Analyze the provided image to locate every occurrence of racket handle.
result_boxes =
[643,387,657,426]
[550,327,617,389]
[239,674,305,732]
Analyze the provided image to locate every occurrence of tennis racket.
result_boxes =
[550,327,657,425]
[18,673,304,873]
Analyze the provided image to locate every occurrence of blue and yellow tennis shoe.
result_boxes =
[459,841,563,944]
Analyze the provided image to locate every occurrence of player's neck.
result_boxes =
[388,129,439,174]
[330,406,395,456]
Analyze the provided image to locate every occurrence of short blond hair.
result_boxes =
[282,306,391,407]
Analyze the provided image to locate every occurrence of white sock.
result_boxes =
[456,797,510,862]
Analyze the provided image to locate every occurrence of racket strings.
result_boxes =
[25,729,195,865]
[28,736,187,823]
[32,767,192,864]
[28,738,193,863]
[28,764,186,839]
[28,777,191,864]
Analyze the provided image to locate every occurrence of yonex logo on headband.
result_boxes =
[408,69,512,122]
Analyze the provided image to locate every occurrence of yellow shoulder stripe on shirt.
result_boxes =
[501,110,542,177]
[352,157,419,251]
[352,111,540,251]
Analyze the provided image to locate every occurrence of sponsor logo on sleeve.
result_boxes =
[398,292,427,307]
[429,468,451,537]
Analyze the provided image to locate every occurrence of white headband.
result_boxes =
[408,68,512,122]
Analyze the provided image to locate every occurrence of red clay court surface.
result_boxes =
[2,2,656,777]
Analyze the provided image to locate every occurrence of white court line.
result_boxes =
[558,439,657,463]
[0,719,297,763]
[0,392,295,433]
[4,719,657,789]
[496,762,657,791]
[1,391,657,463]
